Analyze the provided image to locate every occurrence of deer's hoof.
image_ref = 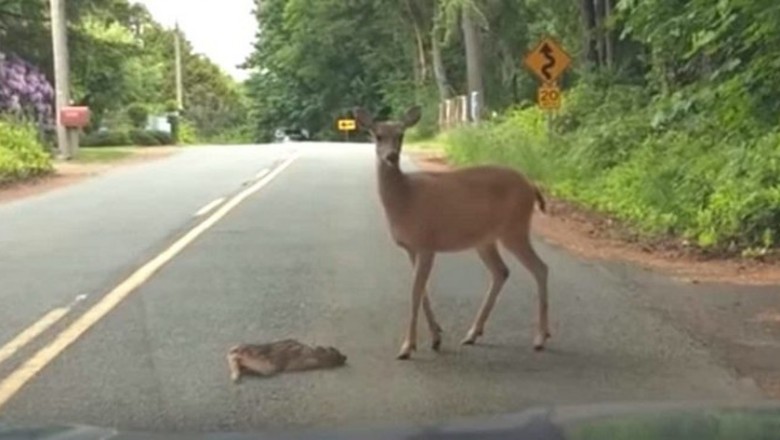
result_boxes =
[533,333,548,351]
[397,340,416,359]
[431,338,442,351]
[461,328,482,345]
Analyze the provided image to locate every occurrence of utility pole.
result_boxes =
[174,22,184,111]
[50,0,73,158]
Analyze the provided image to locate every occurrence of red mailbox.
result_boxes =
[59,106,91,128]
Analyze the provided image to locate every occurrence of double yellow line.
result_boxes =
[0,152,300,410]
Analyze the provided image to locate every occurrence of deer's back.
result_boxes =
[388,165,537,252]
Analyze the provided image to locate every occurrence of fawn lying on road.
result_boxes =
[227,339,347,382]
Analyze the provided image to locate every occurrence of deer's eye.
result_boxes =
[375,135,383,142]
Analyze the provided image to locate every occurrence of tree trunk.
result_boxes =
[604,0,614,69]
[414,27,428,82]
[431,34,451,100]
[579,0,598,69]
[594,0,606,67]
[461,3,484,121]
[405,0,429,85]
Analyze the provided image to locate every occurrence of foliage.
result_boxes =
[1,0,251,144]
[125,103,149,129]
[447,79,780,251]
[146,129,173,145]
[242,0,583,141]
[128,129,161,146]
[0,53,54,128]
[245,0,422,141]
[0,118,52,184]
[80,130,130,147]
[81,128,172,147]
[177,118,198,145]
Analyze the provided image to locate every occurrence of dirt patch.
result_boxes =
[407,150,780,286]
[0,147,179,204]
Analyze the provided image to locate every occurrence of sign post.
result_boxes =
[523,37,571,138]
[337,118,356,141]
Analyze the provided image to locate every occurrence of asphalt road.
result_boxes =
[0,143,769,433]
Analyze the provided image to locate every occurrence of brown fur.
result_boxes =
[355,105,551,360]
[227,339,347,382]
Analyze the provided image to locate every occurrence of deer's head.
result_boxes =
[354,105,422,166]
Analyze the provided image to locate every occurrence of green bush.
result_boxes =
[128,129,160,146]
[126,103,149,129]
[81,129,174,147]
[81,130,131,147]
[0,119,53,184]
[445,82,780,252]
[177,119,199,145]
[147,130,173,145]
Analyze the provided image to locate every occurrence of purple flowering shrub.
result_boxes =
[0,52,55,126]
[0,53,54,184]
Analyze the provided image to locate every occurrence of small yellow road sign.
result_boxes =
[337,118,356,131]
[537,83,561,110]
[524,37,571,83]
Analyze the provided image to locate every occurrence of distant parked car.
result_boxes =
[274,128,309,142]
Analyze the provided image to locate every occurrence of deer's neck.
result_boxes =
[376,157,411,217]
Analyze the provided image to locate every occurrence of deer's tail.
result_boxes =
[535,186,547,213]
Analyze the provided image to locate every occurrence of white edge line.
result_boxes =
[255,168,270,180]
[194,197,225,217]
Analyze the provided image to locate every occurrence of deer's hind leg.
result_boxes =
[500,222,550,351]
[462,242,510,345]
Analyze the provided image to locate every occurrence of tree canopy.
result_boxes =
[244,0,780,251]
[0,0,249,142]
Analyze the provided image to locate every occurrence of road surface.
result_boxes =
[0,143,771,433]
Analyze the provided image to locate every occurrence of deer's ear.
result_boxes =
[402,105,422,128]
[353,107,374,131]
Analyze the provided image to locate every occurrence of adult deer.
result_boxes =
[354,105,550,360]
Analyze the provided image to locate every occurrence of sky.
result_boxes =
[135,0,256,81]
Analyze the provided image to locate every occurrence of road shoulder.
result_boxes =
[407,150,780,286]
[0,147,179,205]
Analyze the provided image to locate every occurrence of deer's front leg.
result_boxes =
[398,251,435,360]
[405,249,443,351]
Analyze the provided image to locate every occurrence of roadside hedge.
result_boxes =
[0,119,53,185]
[81,129,173,147]
[445,83,780,254]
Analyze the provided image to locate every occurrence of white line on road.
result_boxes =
[0,152,301,410]
[194,197,225,217]
[255,168,270,180]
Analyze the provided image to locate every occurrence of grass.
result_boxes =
[444,83,780,253]
[73,147,136,163]
[404,134,448,153]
